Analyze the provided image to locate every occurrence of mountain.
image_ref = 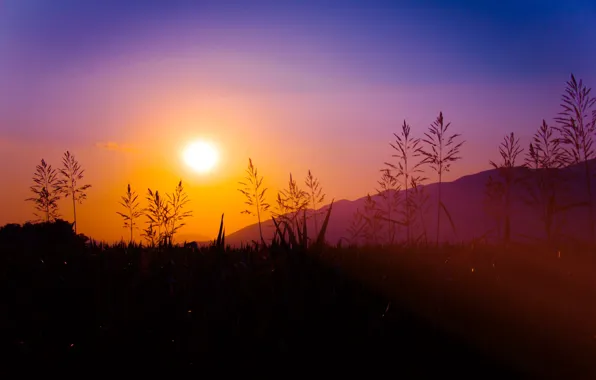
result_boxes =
[224,161,596,247]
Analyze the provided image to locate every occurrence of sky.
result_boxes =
[0,0,595,242]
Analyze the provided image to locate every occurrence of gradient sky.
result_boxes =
[1,0,595,241]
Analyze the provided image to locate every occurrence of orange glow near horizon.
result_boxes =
[0,73,560,244]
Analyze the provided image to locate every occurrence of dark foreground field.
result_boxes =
[1,222,595,376]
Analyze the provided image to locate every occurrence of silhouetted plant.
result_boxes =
[26,159,61,222]
[489,132,523,245]
[116,184,143,245]
[238,158,270,245]
[213,213,226,251]
[361,194,382,245]
[57,151,91,234]
[279,173,309,238]
[523,121,569,244]
[305,170,326,234]
[375,168,400,244]
[141,222,157,248]
[272,192,291,244]
[554,74,596,244]
[409,176,430,245]
[312,200,334,249]
[385,120,423,244]
[345,208,366,246]
[165,180,192,245]
[418,112,465,246]
[145,189,169,246]
[483,175,505,242]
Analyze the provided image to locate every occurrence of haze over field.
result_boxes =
[1,0,595,242]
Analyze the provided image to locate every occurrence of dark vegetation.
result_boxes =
[3,74,596,374]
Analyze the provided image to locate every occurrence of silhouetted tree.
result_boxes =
[376,168,400,244]
[418,112,465,246]
[116,184,143,244]
[385,120,423,244]
[57,151,91,234]
[26,159,61,222]
[238,158,270,245]
[165,180,193,245]
[554,74,596,244]
[305,170,326,234]
[490,133,523,246]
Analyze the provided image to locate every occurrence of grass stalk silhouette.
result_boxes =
[483,175,505,242]
[165,180,192,245]
[523,121,569,245]
[489,132,523,246]
[376,168,400,244]
[345,208,366,246]
[26,159,61,222]
[145,188,169,247]
[362,194,382,245]
[418,112,465,246]
[409,176,430,245]
[305,170,326,235]
[279,173,309,240]
[238,158,270,246]
[57,151,91,235]
[386,120,423,245]
[116,184,143,244]
[554,74,596,245]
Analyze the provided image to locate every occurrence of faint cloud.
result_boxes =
[95,141,137,153]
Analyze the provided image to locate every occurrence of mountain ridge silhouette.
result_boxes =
[204,159,596,247]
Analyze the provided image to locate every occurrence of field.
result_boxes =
[2,222,596,376]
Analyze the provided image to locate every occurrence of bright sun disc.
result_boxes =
[183,141,219,174]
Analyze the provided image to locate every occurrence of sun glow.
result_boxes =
[182,140,219,174]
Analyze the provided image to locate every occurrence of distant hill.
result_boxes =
[224,160,596,247]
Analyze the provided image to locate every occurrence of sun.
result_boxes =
[182,140,219,174]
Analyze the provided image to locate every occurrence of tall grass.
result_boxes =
[418,112,465,246]
[57,151,91,235]
[26,159,61,223]
[305,170,326,235]
[522,121,569,245]
[554,74,596,244]
[385,120,423,244]
[489,133,523,246]
[376,168,400,244]
[116,184,143,245]
[238,158,270,246]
